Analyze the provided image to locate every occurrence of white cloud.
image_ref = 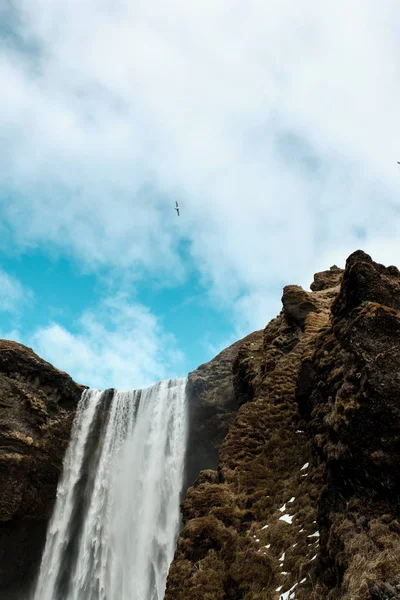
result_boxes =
[1,0,400,331]
[0,269,31,313]
[29,296,185,389]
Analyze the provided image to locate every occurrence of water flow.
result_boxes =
[33,378,188,600]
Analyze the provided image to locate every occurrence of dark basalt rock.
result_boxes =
[303,251,400,599]
[0,340,85,599]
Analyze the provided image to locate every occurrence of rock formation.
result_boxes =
[165,252,400,600]
[2,250,400,600]
[185,330,263,490]
[0,341,84,599]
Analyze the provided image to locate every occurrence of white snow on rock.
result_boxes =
[279,514,294,524]
[288,497,295,503]
[279,552,285,562]
[279,503,287,512]
[280,582,298,599]
[300,463,309,471]
[261,524,269,530]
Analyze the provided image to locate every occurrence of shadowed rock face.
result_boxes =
[185,331,263,490]
[166,251,400,600]
[0,340,84,599]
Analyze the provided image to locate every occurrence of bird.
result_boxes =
[175,201,180,216]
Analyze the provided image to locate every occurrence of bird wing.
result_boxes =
[176,201,179,207]
[177,208,180,216]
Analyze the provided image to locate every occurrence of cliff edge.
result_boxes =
[0,340,84,599]
[166,251,400,600]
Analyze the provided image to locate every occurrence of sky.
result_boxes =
[1,0,400,389]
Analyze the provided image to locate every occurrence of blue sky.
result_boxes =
[1,0,400,389]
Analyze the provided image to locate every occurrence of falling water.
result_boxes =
[33,378,188,600]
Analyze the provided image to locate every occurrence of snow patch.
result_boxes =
[300,462,309,471]
[280,582,298,599]
[279,514,293,524]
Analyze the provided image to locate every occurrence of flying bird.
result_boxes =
[175,201,180,216]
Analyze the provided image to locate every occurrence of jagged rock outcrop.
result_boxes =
[166,251,400,600]
[304,251,400,599]
[0,341,84,599]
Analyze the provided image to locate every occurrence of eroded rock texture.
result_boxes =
[166,252,400,600]
[0,340,84,599]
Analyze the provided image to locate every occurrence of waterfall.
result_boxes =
[33,378,188,600]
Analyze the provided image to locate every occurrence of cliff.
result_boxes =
[2,250,400,600]
[0,341,84,599]
[165,251,400,600]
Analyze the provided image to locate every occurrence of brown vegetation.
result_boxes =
[166,252,400,600]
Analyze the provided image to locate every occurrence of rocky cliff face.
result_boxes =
[2,250,400,600]
[0,341,84,599]
[165,252,400,600]
[185,330,263,490]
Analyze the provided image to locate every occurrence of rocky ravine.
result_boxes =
[0,341,85,599]
[165,251,400,600]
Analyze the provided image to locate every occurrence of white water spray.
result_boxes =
[33,378,188,600]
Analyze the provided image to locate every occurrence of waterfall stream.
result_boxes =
[33,378,188,600]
